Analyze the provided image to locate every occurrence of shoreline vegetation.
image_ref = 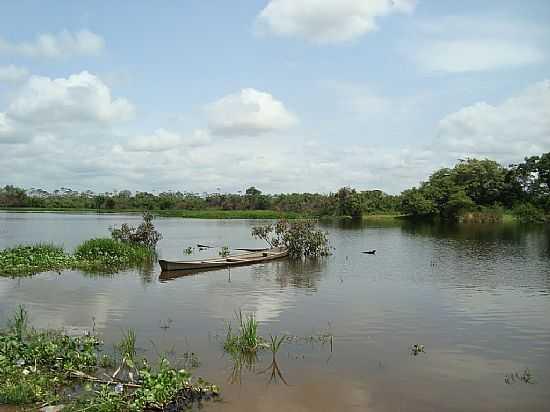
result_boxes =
[0,154,548,223]
[0,306,219,410]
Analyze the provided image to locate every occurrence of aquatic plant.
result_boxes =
[252,219,331,259]
[0,243,76,276]
[75,238,154,269]
[219,246,230,258]
[410,344,425,356]
[504,368,535,384]
[0,307,219,410]
[183,246,194,255]
[224,311,264,356]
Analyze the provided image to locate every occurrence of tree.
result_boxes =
[336,187,363,218]
[453,159,505,205]
[245,187,261,196]
[400,188,435,216]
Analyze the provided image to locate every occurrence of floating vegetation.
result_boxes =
[219,246,230,258]
[504,368,535,385]
[0,306,219,410]
[183,246,194,255]
[410,344,425,356]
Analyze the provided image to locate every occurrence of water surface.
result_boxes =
[1,212,549,411]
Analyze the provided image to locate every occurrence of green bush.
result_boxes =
[513,203,546,224]
[252,219,331,259]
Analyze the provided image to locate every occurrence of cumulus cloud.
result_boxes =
[206,88,297,136]
[0,65,29,82]
[436,80,550,162]
[409,16,547,73]
[257,0,415,43]
[7,71,135,126]
[0,30,104,58]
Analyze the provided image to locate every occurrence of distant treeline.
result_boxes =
[1,153,549,223]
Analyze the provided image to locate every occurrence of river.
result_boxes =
[0,212,549,411]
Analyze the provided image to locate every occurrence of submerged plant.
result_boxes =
[410,344,425,356]
[505,368,535,385]
[219,246,230,258]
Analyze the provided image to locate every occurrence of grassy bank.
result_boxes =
[0,307,218,410]
[0,239,155,277]
[0,207,309,219]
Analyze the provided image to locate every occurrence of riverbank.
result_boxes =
[0,207,309,219]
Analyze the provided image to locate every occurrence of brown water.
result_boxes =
[1,212,549,411]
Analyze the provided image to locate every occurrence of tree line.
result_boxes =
[1,153,549,223]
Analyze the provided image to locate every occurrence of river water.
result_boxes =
[0,212,549,411]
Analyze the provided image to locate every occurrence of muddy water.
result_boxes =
[1,212,549,411]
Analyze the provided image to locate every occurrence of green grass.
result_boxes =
[224,311,264,356]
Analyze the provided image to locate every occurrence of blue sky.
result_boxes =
[1,0,549,194]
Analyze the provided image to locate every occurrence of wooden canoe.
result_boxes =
[158,247,288,272]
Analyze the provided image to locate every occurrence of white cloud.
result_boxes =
[1,72,548,195]
[257,0,415,43]
[207,88,297,136]
[415,40,544,73]
[7,71,135,126]
[436,80,550,161]
[0,30,104,58]
[0,65,29,82]
[125,128,211,152]
[409,16,547,73]
[0,113,22,143]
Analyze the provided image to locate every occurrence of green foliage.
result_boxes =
[64,384,129,412]
[251,219,331,259]
[0,243,76,277]
[131,358,191,410]
[219,246,230,258]
[513,203,546,224]
[109,211,162,248]
[336,187,363,218]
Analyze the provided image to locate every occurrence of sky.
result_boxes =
[0,0,549,195]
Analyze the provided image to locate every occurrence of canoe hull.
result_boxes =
[158,248,288,272]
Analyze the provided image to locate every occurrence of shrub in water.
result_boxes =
[252,219,331,259]
[110,211,162,248]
